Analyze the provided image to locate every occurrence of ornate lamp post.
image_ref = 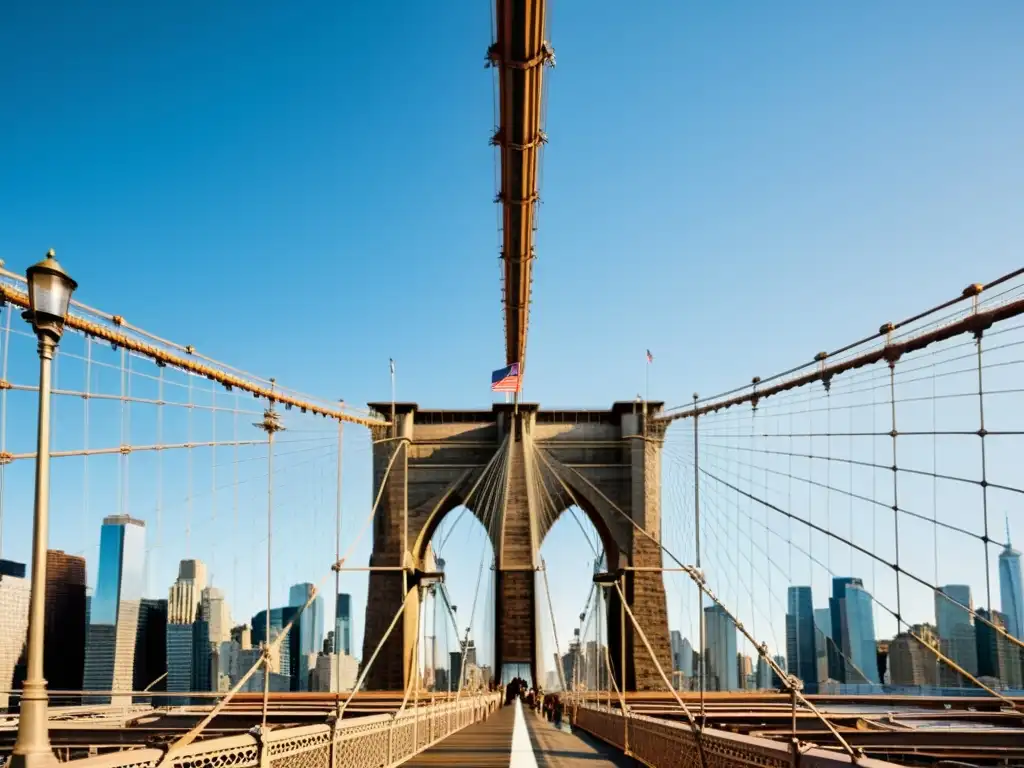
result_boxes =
[10,250,77,768]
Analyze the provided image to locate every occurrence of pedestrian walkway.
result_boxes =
[404,698,637,767]
[402,700,517,766]
[525,708,637,767]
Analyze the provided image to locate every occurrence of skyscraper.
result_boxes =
[0,560,29,709]
[785,586,817,689]
[975,608,1022,687]
[289,583,324,689]
[335,593,352,656]
[829,577,879,684]
[704,604,738,691]
[166,559,209,702]
[202,586,231,643]
[83,515,146,704]
[888,624,939,687]
[44,549,87,695]
[251,606,300,687]
[679,637,694,677]
[935,585,977,686]
[670,630,684,671]
[737,654,753,689]
[133,598,167,699]
[999,520,1023,639]
[754,650,772,689]
[168,560,207,622]
[813,608,832,684]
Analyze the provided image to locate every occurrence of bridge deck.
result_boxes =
[404,699,635,767]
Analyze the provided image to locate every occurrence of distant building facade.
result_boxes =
[166,559,209,704]
[704,604,738,691]
[133,597,167,700]
[289,583,324,690]
[83,515,146,704]
[786,586,817,689]
[935,585,977,687]
[999,530,1023,639]
[44,550,87,695]
[335,593,352,656]
[829,577,879,684]
[0,561,29,709]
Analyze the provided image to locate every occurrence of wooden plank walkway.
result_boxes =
[403,703,517,766]
[403,700,637,767]
[526,711,638,767]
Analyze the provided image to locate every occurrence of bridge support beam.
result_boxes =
[494,428,540,685]
[361,402,671,693]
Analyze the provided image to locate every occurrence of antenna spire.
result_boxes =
[1007,513,1012,548]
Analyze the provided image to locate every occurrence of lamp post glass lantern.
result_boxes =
[11,250,77,768]
[25,249,78,342]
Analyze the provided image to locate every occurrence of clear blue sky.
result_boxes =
[1,1,1022,683]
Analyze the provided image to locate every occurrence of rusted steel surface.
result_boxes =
[491,0,550,369]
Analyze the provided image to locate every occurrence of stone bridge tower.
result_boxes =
[360,401,671,692]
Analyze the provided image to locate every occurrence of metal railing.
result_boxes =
[572,702,901,768]
[61,693,501,768]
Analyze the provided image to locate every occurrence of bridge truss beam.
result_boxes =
[491,0,551,369]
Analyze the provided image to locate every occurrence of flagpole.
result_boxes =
[645,350,652,404]
[514,362,520,415]
[390,358,396,439]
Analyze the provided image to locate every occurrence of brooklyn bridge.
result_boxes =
[0,1,1021,767]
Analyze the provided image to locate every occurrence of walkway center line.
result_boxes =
[510,698,539,768]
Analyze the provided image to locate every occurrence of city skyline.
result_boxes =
[0,505,1020,700]
[0,0,1020,686]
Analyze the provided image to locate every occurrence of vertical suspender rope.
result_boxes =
[0,308,10,557]
[888,360,902,637]
[334,402,343,712]
[118,348,126,517]
[84,338,92,560]
[258,381,284,729]
[975,329,993,617]
[692,393,704,724]
[211,383,217,581]
[186,375,194,557]
[232,395,239,613]
[156,365,163,591]
[124,353,131,518]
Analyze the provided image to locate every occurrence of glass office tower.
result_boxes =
[829,577,879,685]
[288,583,324,689]
[83,515,146,704]
[704,604,738,691]
[999,524,1023,639]
[785,586,818,689]
[335,593,352,656]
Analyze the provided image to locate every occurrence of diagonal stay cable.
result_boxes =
[690,447,1020,708]
[697,464,1024,657]
[534,443,859,760]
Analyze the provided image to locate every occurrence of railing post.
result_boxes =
[693,392,705,727]
[789,686,799,768]
[618,708,626,761]
[386,715,394,766]
[256,726,270,768]
[328,717,338,768]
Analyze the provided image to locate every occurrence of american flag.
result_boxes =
[646,349,654,364]
[491,362,521,393]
